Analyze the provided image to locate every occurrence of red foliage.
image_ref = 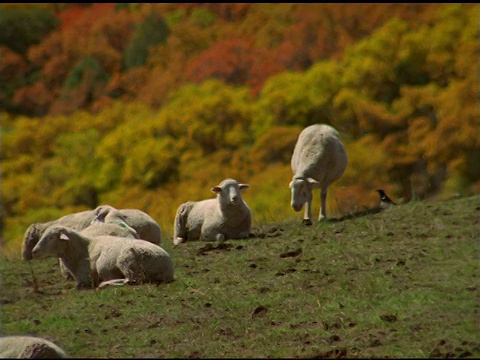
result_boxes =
[57,4,115,30]
[0,47,29,82]
[185,37,284,94]
[203,4,251,21]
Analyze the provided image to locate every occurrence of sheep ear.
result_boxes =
[239,184,250,191]
[211,186,222,194]
[306,178,321,187]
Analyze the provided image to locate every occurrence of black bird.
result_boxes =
[376,189,396,209]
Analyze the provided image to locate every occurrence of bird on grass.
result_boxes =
[376,189,396,209]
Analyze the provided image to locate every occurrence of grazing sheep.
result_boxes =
[31,225,174,290]
[173,178,252,245]
[0,335,67,358]
[22,205,161,261]
[289,124,347,224]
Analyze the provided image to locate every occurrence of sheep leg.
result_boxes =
[319,187,328,221]
[117,248,148,284]
[73,263,96,289]
[303,200,313,226]
[173,202,193,246]
[97,278,129,290]
[59,258,74,280]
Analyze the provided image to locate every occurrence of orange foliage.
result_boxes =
[0,47,28,81]
[185,37,284,94]
[12,83,53,117]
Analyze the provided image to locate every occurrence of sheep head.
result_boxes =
[31,225,71,259]
[211,178,249,206]
[289,177,319,212]
[22,224,42,261]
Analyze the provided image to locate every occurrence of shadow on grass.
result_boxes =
[328,207,383,222]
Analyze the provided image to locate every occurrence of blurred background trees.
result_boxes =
[1,3,479,255]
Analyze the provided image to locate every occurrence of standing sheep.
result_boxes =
[289,124,347,225]
[173,178,252,245]
[31,225,174,290]
[0,335,68,358]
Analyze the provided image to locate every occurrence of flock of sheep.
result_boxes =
[1,123,349,358]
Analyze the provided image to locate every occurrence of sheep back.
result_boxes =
[94,205,161,245]
[291,124,347,186]
[89,236,174,285]
[0,335,68,358]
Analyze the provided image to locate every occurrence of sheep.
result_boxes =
[22,210,94,261]
[58,220,141,280]
[31,225,174,290]
[173,178,252,245]
[0,335,68,358]
[289,124,347,225]
[22,205,161,261]
[93,205,161,245]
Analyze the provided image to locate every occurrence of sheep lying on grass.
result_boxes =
[22,211,93,261]
[289,124,347,225]
[93,205,162,245]
[0,335,67,358]
[31,225,174,290]
[173,178,252,245]
[22,205,161,261]
[58,221,140,280]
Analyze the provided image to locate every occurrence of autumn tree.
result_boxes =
[0,6,59,56]
[123,9,170,69]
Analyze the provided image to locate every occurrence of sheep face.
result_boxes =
[22,224,41,260]
[93,205,116,222]
[289,177,318,212]
[32,227,68,259]
[211,179,249,206]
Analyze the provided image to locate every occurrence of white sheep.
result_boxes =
[22,210,93,261]
[0,335,68,358]
[93,205,162,245]
[58,221,141,280]
[173,178,252,245]
[289,124,347,224]
[31,225,174,290]
[22,205,161,261]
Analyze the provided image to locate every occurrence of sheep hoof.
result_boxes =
[303,219,313,226]
[216,234,226,242]
[173,237,185,246]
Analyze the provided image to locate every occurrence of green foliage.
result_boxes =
[160,79,254,156]
[63,56,109,89]
[122,136,180,188]
[190,7,217,28]
[248,126,302,171]
[0,6,59,55]
[123,10,171,69]
[255,60,342,136]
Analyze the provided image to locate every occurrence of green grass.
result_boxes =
[1,195,479,358]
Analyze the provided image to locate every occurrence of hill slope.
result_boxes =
[1,195,479,358]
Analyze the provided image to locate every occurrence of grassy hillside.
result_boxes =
[1,195,479,358]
